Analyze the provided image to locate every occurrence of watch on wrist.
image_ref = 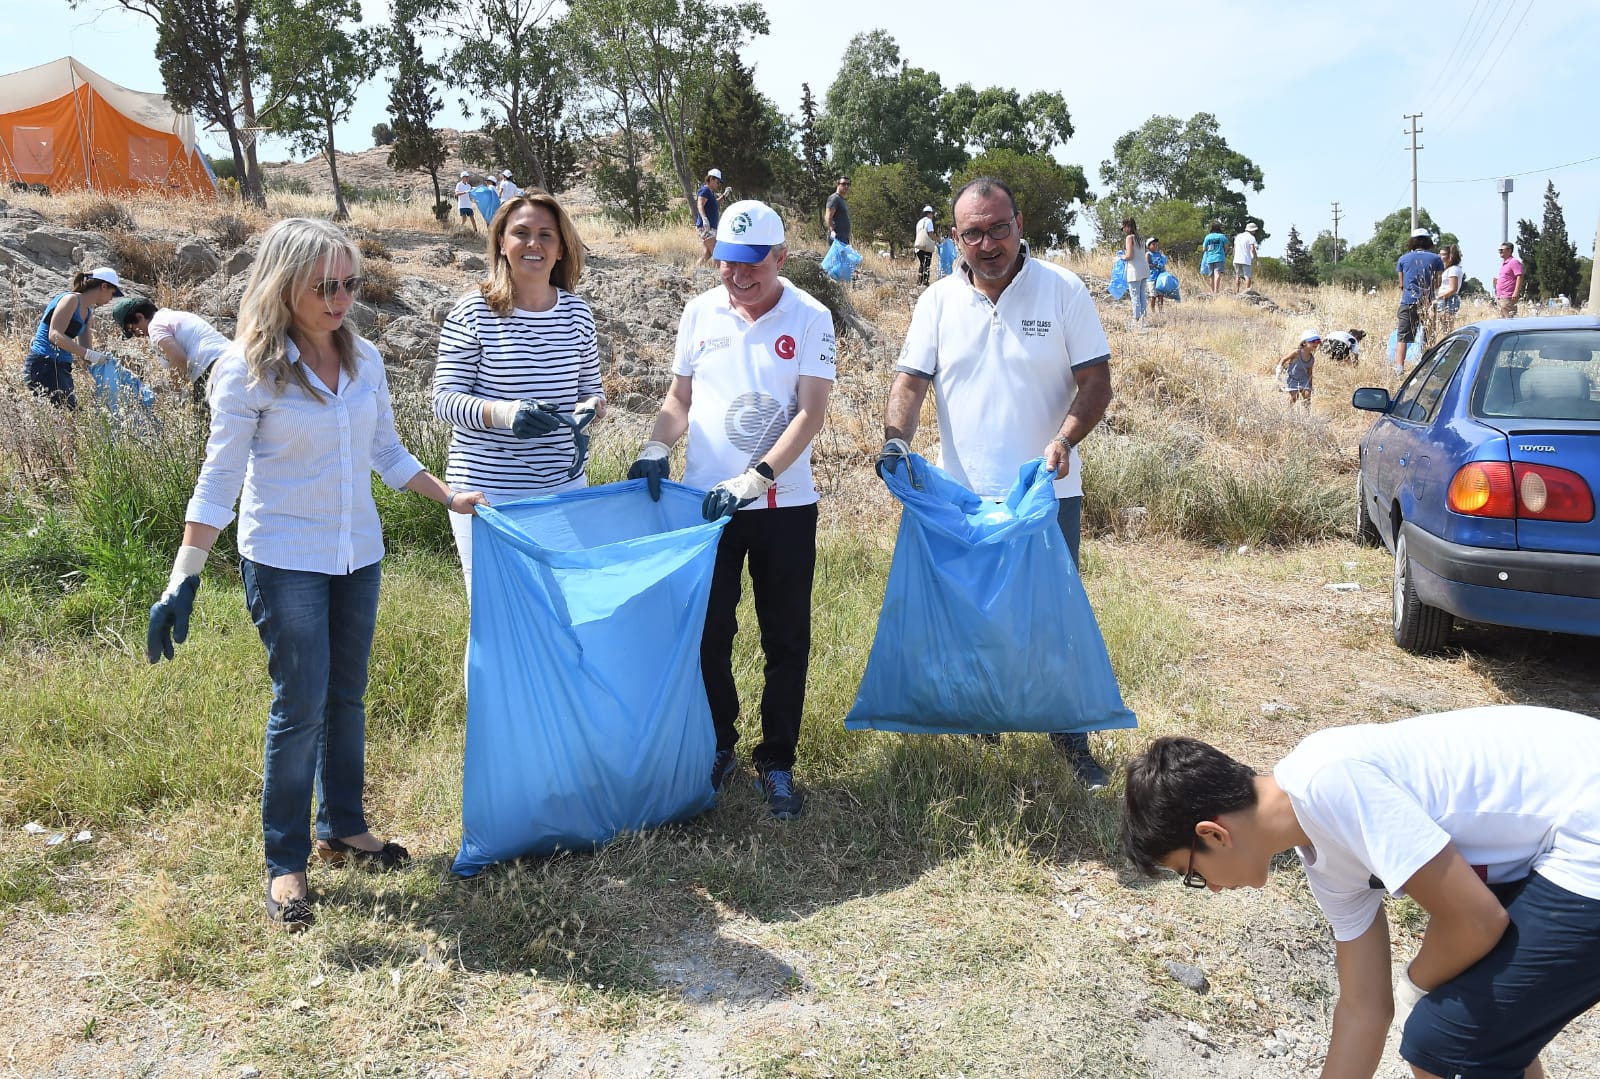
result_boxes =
[1052,435,1074,450]
[755,461,776,481]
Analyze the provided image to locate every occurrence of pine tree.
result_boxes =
[686,53,779,198]
[1515,219,1542,302]
[1283,225,1317,286]
[798,82,829,200]
[1536,180,1582,303]
[384,19,448,214]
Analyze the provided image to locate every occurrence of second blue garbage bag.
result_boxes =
[846,455,1137,736]
[451,480,728,876]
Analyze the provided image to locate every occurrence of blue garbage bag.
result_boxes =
[937,237,957,277]
[470,184,502,225]
[821,238,864,281]
[846,455,1138,736]
[1153,270,1181,301]
[1108,254,1128,300]
[1387,328,1424,369]
[89,357,157,415]
[451,480,728,876]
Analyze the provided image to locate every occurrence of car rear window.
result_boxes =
[1473,330,1600,420]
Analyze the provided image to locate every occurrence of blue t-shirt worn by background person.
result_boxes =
[696,184,719,229]
[1201,233,1227,268]
[1396,250,1445,305]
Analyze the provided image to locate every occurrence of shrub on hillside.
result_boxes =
[356,233,391,261]
[359,259,401,306]
[105,232,178,286]
[209,213,255,249]
[67,198,136,232]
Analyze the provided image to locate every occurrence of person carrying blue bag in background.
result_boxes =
[628,199,836,820]
[878,176,1128,789]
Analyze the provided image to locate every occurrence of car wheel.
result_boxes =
[1392,531,1452,653]
[1355,473,1381,547]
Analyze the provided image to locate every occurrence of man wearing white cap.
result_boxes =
[497,169,522,200]
[1396,227,1444,360]
[1233,221,1259,293]
[454,171,478,232]
[628,200,836,820]
[913,205,937,286]
[694,168,725,270]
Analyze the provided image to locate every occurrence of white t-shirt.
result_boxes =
[1442,265,1464,289]
[1234,233,1257,266]
[148,309,231,380]
[897,249,1111,501]
[1125,234,1149,281]
[673,279,837,509]
[1274,705,1600,942]
[455,181,473,209]
[499,179,522,199]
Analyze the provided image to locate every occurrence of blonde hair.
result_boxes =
[480,192,585,317]
[235,218,361,399]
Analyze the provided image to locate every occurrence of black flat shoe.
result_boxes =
[316,837,410,870]
[265,880,314,932]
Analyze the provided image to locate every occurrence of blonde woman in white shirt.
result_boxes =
[146,217,486,932]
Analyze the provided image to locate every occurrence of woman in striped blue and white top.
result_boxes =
[432,191,607,593]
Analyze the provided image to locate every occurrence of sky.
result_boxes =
[7,0,1598,291]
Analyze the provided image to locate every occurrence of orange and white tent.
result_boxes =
[0,57,216,197]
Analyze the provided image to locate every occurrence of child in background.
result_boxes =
[1277,329,1320,410]
[1146,237,1169,313]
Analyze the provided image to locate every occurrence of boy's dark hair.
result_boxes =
[119,299,158,337]
[1120,736,1259,877]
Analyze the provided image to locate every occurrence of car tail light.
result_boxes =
[1448,463,1515,517]
[1447,462,1594,522]
[1514,464,1594,522]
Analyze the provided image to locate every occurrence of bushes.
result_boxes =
[359,259,402,306]
[209,213,255,249]
[66,198,136,232]
[104,232,178,287]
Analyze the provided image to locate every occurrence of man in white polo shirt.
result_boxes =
[111,296,230,402]
[877,176,1119,789]
[628,200,836,820]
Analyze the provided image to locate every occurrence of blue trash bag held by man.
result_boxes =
[937,237,957,277]
[470,185,502,225]
[1108,253,1128,300]
[822,238,864,281]
[451,480,728,876]
[845,455,1137,736]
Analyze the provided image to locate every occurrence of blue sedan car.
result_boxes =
[1352,316,1600,652]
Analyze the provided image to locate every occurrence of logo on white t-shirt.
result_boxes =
[724,391,793,463]
[1021,318,1052,338]
[774,335,796,360]
[696,336,731,359]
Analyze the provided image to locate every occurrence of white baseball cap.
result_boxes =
[87,267,124,295]
[1244,222,1258,232]
[707,168,723,180]
[1299,328,1323,344]
[460,171,470,178]
[922,205,934,213]
[1410,226,1432,238]
[714,200,785,263]
[502,169,513,178]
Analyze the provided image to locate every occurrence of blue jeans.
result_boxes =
[1055,497,1089,752]
[1129,277,1148,321]
[242,558,382,878]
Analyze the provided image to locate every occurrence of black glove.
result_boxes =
[875,438,911,480]
[511,400,564,439]
[628,441,671,501]
[147,576,201,663]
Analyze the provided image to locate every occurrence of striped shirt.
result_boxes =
[432,289,604,493]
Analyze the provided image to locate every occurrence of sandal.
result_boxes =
[265,878,314,932]
[315,836,410,871]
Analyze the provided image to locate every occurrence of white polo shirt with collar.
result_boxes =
[672,278,837,510]
[897,248,1111,501]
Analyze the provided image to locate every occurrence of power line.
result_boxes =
[1421,0,1492,113]
[1430,0,1523,128]
[1419,152,1600,184]
[1438,0,1537,133]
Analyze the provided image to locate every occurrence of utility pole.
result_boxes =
[1497,178,1515,245]
[1404,113,1424,231]
[1331,202,1343,266]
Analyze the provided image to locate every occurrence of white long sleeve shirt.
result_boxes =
[186,336,425,574]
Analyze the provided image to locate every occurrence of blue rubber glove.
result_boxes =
[628,441,671,501]
[875,438,911,480]
[511,400,563,439]
[148,545,207,663]
[701,468,774,520]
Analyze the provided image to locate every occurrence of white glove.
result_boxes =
[1393,964,1427,1030]
[720,468,774,503]
[84,349,111,365]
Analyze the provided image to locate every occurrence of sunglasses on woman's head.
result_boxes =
[310,276,363,299]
